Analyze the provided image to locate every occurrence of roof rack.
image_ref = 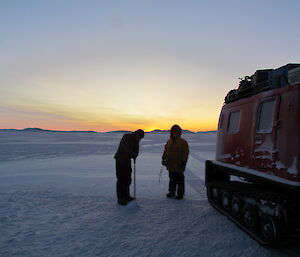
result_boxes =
[225,63,300,104]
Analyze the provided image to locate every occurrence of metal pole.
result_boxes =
[134,161,136,199]
[159,165,164,183]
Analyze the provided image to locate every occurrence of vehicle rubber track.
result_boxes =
[207,180,299,245]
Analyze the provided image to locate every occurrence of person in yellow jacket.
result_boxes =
[162,125,189,199]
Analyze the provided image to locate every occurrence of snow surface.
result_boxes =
[0,131,299,257]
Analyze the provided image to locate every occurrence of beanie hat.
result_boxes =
[170,124,182,135]
[135,129,144,138]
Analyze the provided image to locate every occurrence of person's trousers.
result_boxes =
[168,171,185,196]
[116,160,132,200]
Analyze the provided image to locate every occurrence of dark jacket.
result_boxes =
[114,133,139,164]
[162,137,189,172]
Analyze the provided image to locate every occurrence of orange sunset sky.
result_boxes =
[1,1,300,132]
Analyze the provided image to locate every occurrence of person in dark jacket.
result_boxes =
[162,125,189,199]
[114,129,144,205]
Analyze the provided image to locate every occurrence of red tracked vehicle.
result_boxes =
[205,64,300,245]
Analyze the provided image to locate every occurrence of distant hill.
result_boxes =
[196,130,217,134]
[23,128,50,132]
[0,128,97,133]
[23,128,97,133]
[147,129,196,134]
[146,129,168,133]
[104,130,132,134]
[106,129,200,134]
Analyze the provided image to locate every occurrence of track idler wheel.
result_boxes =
[207,186,220,204]
[231,197,242,218]
[273,205,287,227]
[243,204,258,228]
[260,215,278,244]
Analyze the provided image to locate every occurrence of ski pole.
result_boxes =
[159,165,164,184]
[134,160,136,199]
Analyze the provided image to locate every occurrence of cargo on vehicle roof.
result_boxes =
[225,63,300,104]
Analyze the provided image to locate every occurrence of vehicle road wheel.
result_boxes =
[231,197,242,218]
[261,215,278,244]
[243,204,258,228]
[221,191,231,210]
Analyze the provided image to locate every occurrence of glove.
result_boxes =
[162,159,167,166]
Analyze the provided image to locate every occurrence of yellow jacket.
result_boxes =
[162,137,189,172]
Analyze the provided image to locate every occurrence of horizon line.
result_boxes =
[0,127,217,133]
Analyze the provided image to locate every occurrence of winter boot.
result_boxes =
[175,195,183,200]
[118,198,128,205]
[126,196,135,201]
[166,192,175,198]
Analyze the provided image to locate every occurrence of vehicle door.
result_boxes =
[252,95,280,171]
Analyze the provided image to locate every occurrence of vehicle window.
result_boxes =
[228,111,240,133]
[257,100,275,133]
